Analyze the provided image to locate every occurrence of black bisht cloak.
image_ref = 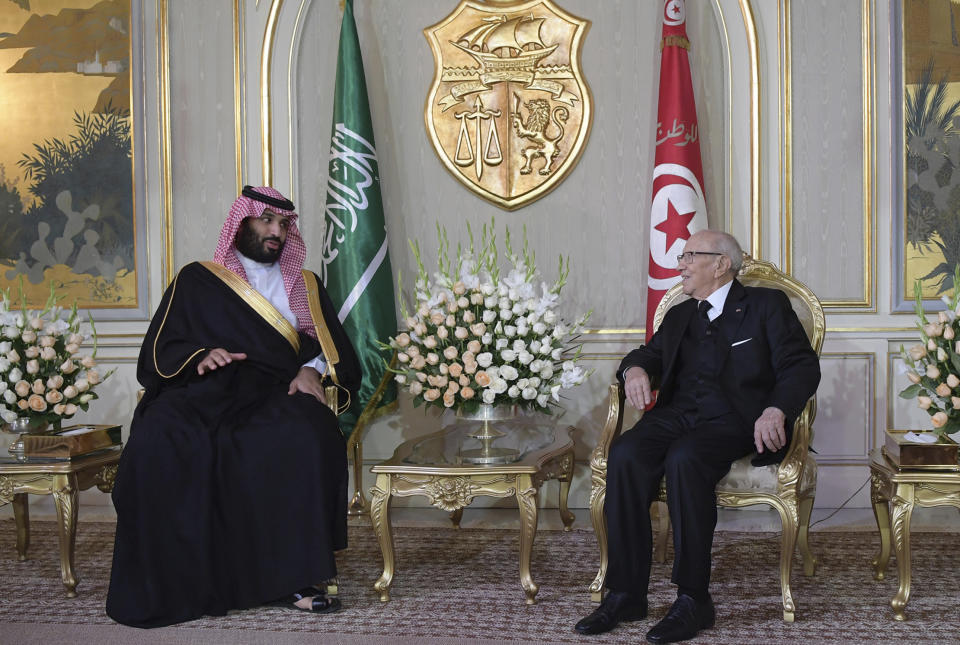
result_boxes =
[106,262,362,628]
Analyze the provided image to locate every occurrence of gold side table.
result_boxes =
[369,419,575,604]
[0,449,121,597]
[870,448,960,620]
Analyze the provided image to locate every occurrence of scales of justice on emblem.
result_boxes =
[424,0,592,211]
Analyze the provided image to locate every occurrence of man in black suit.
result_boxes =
[574,230,820,642]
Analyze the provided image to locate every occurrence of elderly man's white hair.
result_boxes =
[711,231,743,275]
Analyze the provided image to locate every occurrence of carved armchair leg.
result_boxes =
[588,480,607,602]
[797,494,816,576]
[653,501,669,564]
[774,500,800,623]
[449,508,464,528]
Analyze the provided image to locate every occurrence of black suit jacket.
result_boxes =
[617,279,821,464]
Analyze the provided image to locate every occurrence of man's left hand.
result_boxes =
[288,366,327,404]
[754,406,786,454]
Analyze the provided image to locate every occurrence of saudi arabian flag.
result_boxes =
[321,0,396,434]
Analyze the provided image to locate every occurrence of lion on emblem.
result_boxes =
[511,93,569,176]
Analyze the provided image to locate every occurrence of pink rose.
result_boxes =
[460,387,475,400]
[14,380,31,397]
[27,393,47,412]
[423,388,440,402]
[395,332,411,347]
[931,411,949,427]
[442,391,456,407]
[45,389,63,404]
[475,371,492,387]
[448,363,463,378]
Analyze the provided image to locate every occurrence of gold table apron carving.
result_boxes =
[869,448,960,620]
[0,449,121,597]
[369,424,575,604]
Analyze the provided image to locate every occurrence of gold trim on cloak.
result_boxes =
[302,270,351,415]
[152,269,207,378]
[199,261,301,354]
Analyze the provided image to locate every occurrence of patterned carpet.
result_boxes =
[0,518,959,644]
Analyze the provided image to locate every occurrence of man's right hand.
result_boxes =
[197,348,247,375]
[623,366,653,410]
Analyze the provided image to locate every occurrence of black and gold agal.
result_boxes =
[424,0,592,211]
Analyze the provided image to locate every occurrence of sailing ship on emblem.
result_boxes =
[424,0,592,211]
[451,15,557,75]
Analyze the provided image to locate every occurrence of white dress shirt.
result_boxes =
[236,252,327,374]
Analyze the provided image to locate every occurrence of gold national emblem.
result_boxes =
[424,0,592,210]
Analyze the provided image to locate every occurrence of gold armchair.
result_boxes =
[587,254,825,622]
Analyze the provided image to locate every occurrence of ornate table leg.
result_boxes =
[890,484,915,621]
[51,473,79,597]
[870,470,891,581]
[515,473,539,604]
[558,451,574,531]
[369,473,395,602]
[12,493,30,561]
[449,507,464,528]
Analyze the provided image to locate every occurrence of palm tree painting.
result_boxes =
[0,0,135,309]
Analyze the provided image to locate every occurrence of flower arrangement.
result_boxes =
[0,281,112,430]
[900,266,960,435]
[385,221,591,414]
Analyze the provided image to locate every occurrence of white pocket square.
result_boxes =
[731,338,753,347]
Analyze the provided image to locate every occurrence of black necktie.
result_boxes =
[698,300,712,322]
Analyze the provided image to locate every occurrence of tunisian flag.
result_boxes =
[645,0,708,340]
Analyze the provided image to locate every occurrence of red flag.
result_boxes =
[645,0,708,340]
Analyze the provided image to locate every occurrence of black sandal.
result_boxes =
[267,587,342,614]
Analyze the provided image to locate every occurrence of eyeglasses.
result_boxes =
[676,251,723,264]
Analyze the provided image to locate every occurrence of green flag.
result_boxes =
[321,0,396,434]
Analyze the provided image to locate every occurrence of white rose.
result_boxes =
[490,379,508,394]
[75,378,89,393]
[477,352,493,368]
[501,349,517,363]
[530,359,543,372]
[1,408,17,423]
[507,385,520,398]
[481,333,493,345]
[504,325,516,337]
[426,353,439,365]
[0,358,7,372]
[0,381,6,394]
[397,352,410,363]
[0,341,10,353]
[530,340,541,354]
[484,296,498,308]
[551,348,563,360]
[501,365,519,381]
[63,385,78,399]
[522,387,537,400]
[394,374,407,385]
[512,302,524,315]
[3,390,16,405]
[8,367,22,382]
[543,310,557,324]
[517,378,529,389]
[512,339,527,352]
[495,338,508,350]
[3,326,18,338]
[29,317,42,330]
[516,325,529,337]
[540,366,554,379]
[536,393,549,407]
[498,297,511,309]
[499,309,513,321]
[21,330,37,343]
[409,381,423,396]
[518,351,534,365]
[481,283,495,296]
[486,366,500,380]
[482,389,496,404]
[528,376,541,388]
[482,310,497,324]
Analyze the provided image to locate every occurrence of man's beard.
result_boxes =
[235,221,284,263]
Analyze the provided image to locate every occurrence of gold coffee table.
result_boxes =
[870,448,960,620]
[0,448,121,597]
[369,418,575,604]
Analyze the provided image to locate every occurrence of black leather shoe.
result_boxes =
[645,594,715,643]
[574,591,647,635]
